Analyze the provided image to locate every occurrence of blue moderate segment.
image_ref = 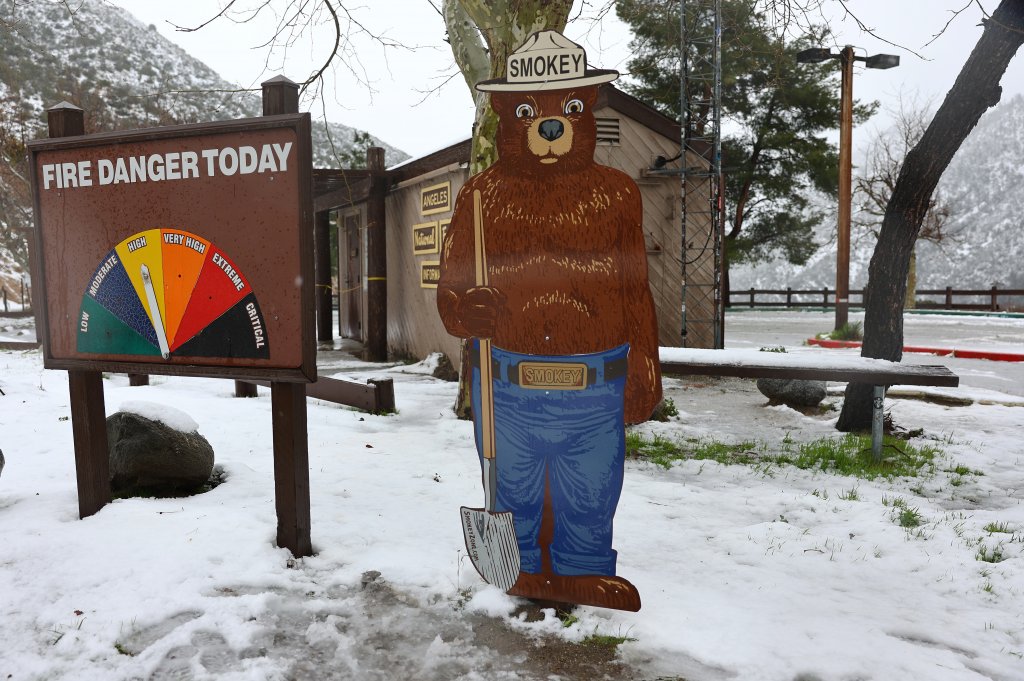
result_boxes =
[85,250,158,348]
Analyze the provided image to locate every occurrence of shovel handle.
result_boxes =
[473,190,497,463]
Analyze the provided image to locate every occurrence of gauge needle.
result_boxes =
[140,264,170,359]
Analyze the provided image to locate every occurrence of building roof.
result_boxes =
[313,84,681,210]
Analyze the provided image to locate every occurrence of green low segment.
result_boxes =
[77,295,161,357]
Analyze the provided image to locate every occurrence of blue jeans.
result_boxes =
[471,341,629,576]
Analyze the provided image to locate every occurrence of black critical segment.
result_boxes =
[172,292,269,360]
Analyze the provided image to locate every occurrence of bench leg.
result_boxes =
[871,385,886,461]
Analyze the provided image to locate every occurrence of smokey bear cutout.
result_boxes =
[438,30,662,612]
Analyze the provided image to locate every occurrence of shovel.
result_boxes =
[459,189,521,592]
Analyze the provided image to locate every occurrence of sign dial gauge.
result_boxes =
[77,229,270,360]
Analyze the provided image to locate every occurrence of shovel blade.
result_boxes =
[460,506,521,592]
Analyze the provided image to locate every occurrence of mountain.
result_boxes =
[0,0,408,165]
[0,0,409,294]
[733,93,1024,298]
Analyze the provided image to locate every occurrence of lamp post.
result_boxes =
[797,46,899,332]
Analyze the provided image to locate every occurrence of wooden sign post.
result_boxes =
[29,78,316,557]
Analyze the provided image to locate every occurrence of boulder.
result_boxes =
[107,411,214,496]
[432,353,460,382]
[756,378,827,408]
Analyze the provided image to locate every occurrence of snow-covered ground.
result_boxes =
[1,312,1023,680]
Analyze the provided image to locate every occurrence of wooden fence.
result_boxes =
[1,280,32,316]
[728,286,1024,312]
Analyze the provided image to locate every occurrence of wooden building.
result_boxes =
[313,85,686,363]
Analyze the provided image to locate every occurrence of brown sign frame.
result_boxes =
[28,114,316,383]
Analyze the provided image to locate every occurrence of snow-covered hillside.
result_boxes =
[0,0,410,287]
[0,0,408,166]
[734,93,1024,294]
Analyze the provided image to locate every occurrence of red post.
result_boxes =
[48,102,112,519]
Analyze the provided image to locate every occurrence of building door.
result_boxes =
[340,212,362,340]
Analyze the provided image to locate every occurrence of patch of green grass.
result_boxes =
[976,544,1006,564]
[625,432,686,468]
[581,633,637,648]
[824,321,863,341]
[883,496,924,528]
[946,463,983,476]
[780,434,941,480]
[839,487,860,501]
[897,506,924,528]
[692,439,759,465]
[114,642,135,656]
[650,397,679,422]
[625,431,943,480]
[559,612,580,628]
[984,522,1014,534]
[759,345,787,353]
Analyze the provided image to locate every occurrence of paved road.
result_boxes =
[723,310,1024,397]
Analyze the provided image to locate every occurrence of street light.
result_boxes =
[797,46,899,332]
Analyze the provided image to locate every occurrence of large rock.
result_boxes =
[756,378,827,409]
[107,411,214,496]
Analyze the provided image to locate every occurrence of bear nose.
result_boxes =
[538,119,564,142]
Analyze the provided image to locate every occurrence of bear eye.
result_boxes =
[515,103,535,119]
[564,99,584,115]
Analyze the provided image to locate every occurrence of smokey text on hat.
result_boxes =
[509,52,584,82]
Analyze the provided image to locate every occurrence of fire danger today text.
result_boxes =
[40,142,293,190]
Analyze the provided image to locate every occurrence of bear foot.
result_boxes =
[508,572,641,612]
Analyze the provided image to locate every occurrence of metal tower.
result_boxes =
[680,0,724,348]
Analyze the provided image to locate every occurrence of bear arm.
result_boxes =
[436,185,480,338]
[620,192,663,423]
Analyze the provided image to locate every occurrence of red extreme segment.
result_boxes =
[169,249,251,352]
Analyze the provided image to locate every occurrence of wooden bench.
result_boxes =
[658,348,960,460]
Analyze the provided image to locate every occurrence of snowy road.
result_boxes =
[724,310,1024,397]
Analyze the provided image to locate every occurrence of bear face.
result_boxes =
[491,86,599,174]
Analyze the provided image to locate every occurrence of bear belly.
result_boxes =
[491,263,628,356]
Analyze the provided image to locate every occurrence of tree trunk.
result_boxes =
[837,0,1024,431]
[444,0,573,417]
[904,247,917,310]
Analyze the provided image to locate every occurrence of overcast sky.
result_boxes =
[108,0,1024,160]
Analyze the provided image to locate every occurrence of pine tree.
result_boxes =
[616,0,875,296]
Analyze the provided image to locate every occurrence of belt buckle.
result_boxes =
[517,361,589,390]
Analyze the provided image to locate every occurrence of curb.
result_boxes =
[806,337,1024,362]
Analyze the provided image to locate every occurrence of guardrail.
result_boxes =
[728,286,1024,312]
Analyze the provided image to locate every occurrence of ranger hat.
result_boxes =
[476,30,619,92]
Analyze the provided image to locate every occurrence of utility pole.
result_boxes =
[836,45,854,330]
